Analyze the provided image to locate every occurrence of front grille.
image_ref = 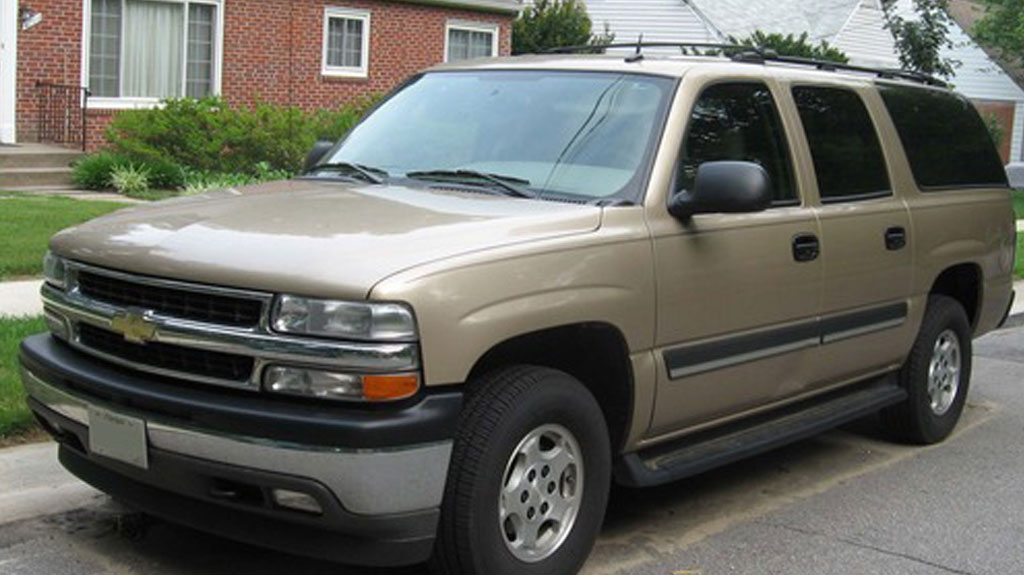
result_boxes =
[78,323,255,382]
[77,271,263,328]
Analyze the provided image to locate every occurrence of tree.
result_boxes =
[512,0,614,55]
[883,0,960,79]
[733,31,849,63]
[973,0,1024,66]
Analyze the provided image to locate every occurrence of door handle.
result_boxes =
[885,226,907,251]
[792,233,820,262]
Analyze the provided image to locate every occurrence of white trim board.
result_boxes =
[1013,102,1024,162]
[0,0,18,143]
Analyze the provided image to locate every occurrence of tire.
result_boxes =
[430,366,611,575]
[881,295,972,444]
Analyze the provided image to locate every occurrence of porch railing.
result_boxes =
[36,82,90,151]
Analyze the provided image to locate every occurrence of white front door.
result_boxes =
[0,0,17,144]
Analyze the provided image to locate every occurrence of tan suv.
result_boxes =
[20,45,1016,574]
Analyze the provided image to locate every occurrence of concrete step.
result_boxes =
[0,167,74,189]
[0,150,82,170]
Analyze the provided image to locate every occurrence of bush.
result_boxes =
[71,152,121,190]
[105,96,380,175]
[109,163,151,197]
[182,162,293,195]
[71,152,185,191]
[512,0,613,54]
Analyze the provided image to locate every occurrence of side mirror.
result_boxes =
[668,161,772,220]
[304,140,335,173]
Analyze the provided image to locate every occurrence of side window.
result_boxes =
[678,82,797,205]
[878,84,1008,190]
[792,86,890,202]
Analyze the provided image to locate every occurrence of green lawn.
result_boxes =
[1017,233,1024,280]
[0,195,131,280]
[1014,190,1024,221]
[0,316,45,437]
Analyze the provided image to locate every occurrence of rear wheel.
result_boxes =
[430,366,610,575]
[882,295,972,444]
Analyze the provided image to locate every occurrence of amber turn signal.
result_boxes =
[363,374,420,401]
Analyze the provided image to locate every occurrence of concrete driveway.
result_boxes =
[2,326,1024,575]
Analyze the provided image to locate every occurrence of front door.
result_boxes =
[0,0,17,144]
[647,79,822,438]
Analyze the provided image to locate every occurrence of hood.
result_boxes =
[50,179,602,299]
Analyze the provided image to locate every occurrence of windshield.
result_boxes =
[321,70,675,201]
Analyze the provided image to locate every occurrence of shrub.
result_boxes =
[109,164,151,197]
[71,152,185,191]
[71,152,121,190]
[106,96,380,175]
[182,162,294,195]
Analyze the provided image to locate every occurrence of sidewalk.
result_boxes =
[0,442,102,525]
[3,189,142,203]
[0,279,43,317]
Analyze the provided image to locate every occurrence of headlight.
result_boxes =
[263,365,420,402]
[271,295,417,341]
[42,251,67,290]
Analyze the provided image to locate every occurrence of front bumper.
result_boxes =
[19,334,462,567]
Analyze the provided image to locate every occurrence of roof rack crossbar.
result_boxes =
[538,41,947,88]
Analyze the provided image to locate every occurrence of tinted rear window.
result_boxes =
[792,86,891,202]
[878,85,1008,190]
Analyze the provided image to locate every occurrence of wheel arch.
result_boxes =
[928,263,982,330]
[466,322,634,453]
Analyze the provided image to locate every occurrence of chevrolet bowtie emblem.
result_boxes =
[109,311,158,344]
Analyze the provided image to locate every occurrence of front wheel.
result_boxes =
[881,295,972,444]
[430,366,611,575]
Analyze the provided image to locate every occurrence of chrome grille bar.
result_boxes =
[42,264,420,391]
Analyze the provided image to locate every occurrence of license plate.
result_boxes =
[88,406,149,470]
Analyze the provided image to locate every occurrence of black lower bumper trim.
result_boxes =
[36,397,437,567]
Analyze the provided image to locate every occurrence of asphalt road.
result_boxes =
[3,326,1024,575]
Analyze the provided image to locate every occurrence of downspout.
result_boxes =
[683,0,728,43]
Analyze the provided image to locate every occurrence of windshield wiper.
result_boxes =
[405,169,537,199]
[307,162,387,184]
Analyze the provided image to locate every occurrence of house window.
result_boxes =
[322,8,370,77]
[446,21,498,62]
[86,0,220,102]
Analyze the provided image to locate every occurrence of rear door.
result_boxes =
[647,78,823,437]
[786,84,915,388]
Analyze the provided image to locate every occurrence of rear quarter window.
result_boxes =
[878,84,1008,190]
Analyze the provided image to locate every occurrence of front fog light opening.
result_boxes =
[263,365,419,402]
[271,488,323,515]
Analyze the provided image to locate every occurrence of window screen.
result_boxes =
[89,0,121,98]
[186,4,215,98]
[793,86,890,202]
[879,85,1008,189]
[448,28,495,61]
[327,16,365,69]
[678,82,797,204]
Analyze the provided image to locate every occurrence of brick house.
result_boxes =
[0,0,520,150]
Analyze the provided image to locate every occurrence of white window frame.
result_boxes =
[444,20,499,63]
[0,0,18,142]
[79,0,225,109]
[321,7,370,79]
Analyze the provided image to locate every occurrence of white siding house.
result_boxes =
[579,0,1024,161]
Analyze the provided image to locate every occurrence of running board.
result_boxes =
[615,376,906,488]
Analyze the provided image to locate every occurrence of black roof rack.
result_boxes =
[539,41,947,88]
